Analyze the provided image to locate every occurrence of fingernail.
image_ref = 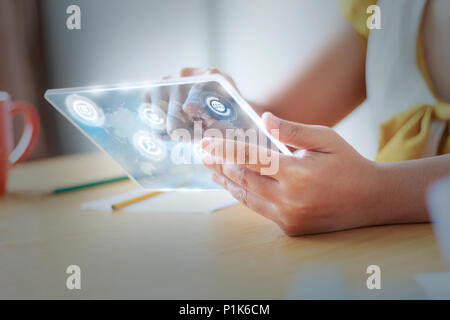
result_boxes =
[262,112,280,130]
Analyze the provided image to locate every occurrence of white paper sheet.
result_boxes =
[81,189,238,214]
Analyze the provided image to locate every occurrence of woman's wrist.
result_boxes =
[369,160,432,225]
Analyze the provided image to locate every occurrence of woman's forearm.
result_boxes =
[373,154,450,224]
[259,24,366,127]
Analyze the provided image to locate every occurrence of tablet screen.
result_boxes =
[45,75,290,190]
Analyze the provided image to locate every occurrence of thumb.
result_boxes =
[262,112,338,151]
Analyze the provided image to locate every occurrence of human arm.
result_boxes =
[260,24,367,126]
[201,112,450,235]
[168,23,366,127]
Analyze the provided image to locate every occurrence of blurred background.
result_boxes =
[0,0,373,160]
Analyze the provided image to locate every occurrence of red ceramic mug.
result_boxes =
[0,92,40,195]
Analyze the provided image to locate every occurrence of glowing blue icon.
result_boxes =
[139,103,166,130]
[206,96,231,117]
[133,131,166,161]
[66,94,105,126]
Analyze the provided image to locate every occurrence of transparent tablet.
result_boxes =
[45,75,291,190]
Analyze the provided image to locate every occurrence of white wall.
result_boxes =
[41,0,374,158]
[212,0,344,101]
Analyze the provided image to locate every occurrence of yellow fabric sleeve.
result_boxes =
[340,0,450,161]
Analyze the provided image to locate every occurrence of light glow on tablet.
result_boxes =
[140,162,158,176]
[66,94,105,126]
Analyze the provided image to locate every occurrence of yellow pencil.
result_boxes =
[111,191,164,211]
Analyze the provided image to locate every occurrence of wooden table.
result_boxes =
[0,152,447,299]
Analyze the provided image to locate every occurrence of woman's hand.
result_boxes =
[201,112,386,236]
[158,67,255,137]
[164,67,268,116]
[144,85,193,137]
[163,67,239,92]
[143,67,241,138]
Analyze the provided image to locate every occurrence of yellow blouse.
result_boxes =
[340,0,450,161]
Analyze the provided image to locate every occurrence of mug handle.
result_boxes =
[8,101,40,165]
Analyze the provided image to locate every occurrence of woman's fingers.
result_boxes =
[162,67,220,80]
[201,138,287,178]
[145,86,169,107]
[165,85,192,135]
[203,157,280,201]
[262,112,341,152]
[162,67,239,92]
[181,67,220,77]
[211,172,283,226]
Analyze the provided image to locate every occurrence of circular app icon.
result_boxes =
[133,131,167,161]
[139,103,166,130]
[66,94,105,127]
[202,93,235,119]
